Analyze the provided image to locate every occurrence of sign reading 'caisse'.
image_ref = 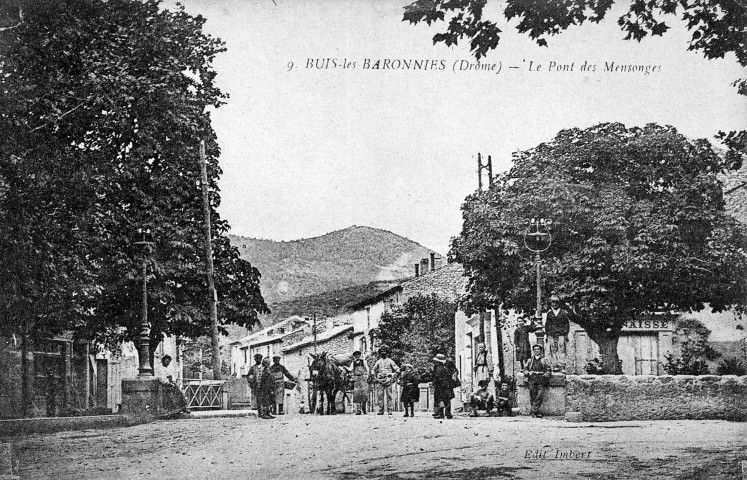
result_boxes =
[620,319,671,331]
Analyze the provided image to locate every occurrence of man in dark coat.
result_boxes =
[544,296,571,361]
[257,358,276,419]
[514,316,537,369]
[524,344,552,418]
[432,354,456,419]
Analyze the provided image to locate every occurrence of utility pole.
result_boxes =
[313,313,317,354]
[199,139,221,380]
[477,153,493,191]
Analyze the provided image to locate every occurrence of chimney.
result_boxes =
[430,253,436,272]
[414,263,420,277]
[420,258,429,275]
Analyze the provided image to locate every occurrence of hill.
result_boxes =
[229,225,438,324]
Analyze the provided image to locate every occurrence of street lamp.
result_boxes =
[524,218,552,344]
[134,228,154,377]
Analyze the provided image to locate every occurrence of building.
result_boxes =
[0,333,181,418]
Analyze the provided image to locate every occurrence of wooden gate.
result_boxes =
[182,380,225,410]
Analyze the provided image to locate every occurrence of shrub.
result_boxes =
[662,353,710,375]
[715,357,747,376]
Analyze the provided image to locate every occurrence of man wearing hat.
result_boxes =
[351,350,369,415]
[270,354,296,415]
[372,345,400,415]
[545,295,571,363]
[246,353,264,410]
[524,344,552,418]
[431,353,457,419]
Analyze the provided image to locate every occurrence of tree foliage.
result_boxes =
[451,123,747,372]
[372,294,457,381]
[403,0,747,166]
[0,0,268,350]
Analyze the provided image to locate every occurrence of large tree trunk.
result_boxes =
[586,328,623,374]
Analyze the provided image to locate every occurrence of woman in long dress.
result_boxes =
[351,350,369,415]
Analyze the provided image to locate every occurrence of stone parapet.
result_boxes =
[565,375,747,422]
[516,373,567,416]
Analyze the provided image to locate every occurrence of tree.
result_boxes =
[0,0,268,387]
[403,0,747,167]
[373,294,457,381]
[451,123,747,373]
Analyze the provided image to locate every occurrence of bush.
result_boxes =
[662,353,710,375]
[715,357,747,376]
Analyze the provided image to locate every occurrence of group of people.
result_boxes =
[246,353,296,419]
[346,346,460,418]
[246,335,555,419]
[468,340,553,418]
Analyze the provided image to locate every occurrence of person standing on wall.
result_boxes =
[372,345,399,415]
[351,350,370,415]
[514,315,537,370]
[524,344,552,418]
[246,353,264,410]
[270,355,296,415]
[544,295,571,368]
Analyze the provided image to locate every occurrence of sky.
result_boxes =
[174,0,746,254]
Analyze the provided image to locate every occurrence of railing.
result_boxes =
[181,379,226,410]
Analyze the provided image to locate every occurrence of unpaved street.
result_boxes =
[5,413,746,479]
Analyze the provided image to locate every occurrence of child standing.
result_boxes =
[399,363,420,417]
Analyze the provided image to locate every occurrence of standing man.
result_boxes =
[372,345,399,415]
[473,343,493,388]
[431,353,456,419]
[524,344,551,418]
[257,357,276,419]
[351,350,369,415]
[246,353,264,410]
[270,355,296,415]
[544,295,571,366]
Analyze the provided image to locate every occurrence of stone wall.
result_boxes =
[565,375,747,421]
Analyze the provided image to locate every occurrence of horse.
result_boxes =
[309,351,349,415]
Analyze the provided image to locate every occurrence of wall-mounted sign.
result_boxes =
[621,318,672,331]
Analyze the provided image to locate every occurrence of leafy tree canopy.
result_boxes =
[373,293,457,381]
[451,122,747,372]
[0,0,268,348]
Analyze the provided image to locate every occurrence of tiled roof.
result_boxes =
[281,324,354,353]
[400,262,469,302]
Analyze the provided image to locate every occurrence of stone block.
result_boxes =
[564,412,583,422]
[119,377,185,417]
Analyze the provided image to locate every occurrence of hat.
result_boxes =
[532,344,544,352]
[272,355,281,360]
[379,345,390,353]
[432,353,446,363]
[352,350,361,356]
[550,295,560,302]
[253,353,263,360]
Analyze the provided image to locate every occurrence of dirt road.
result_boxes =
[5,413,746,479]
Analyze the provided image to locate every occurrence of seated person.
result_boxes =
[495,381,513,417]
[469,379,494,417]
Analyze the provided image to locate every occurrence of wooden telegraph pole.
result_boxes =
[199,139,221,380]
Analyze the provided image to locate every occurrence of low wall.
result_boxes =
[516,373,567,416]
[565,375,747,422]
